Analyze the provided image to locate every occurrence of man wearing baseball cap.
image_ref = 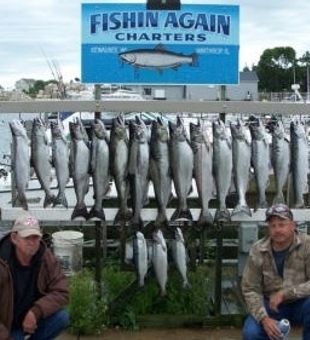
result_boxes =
[0,212,69,339]
[242,204,310,339]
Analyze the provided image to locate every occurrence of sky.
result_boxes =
[1,0,310,88]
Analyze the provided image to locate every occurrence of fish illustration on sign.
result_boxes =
[119,44,198,73]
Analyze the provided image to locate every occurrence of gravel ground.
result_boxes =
[58,326,302,340]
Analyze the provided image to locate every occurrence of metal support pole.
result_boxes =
[10,142,17,207]
[95,222,102,295]
[238,223,258,277]
[307,64,310,102]
[94,84,104,296]
[146,0,180,10]
[214,222,223,316]
[220,85,226,101]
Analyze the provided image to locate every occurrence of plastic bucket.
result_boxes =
[52,231,83,275]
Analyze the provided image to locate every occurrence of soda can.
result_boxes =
[277,319,290,338]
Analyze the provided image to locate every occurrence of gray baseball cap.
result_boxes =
[11,212,42,238]
[265,204,293,222]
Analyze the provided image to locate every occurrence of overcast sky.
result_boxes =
[1,0,310,88]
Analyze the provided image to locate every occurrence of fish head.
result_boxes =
[135,231,145,241]
[152,229,167,250]
[9,119,28,138]
[212,119,226,139]
[273,120,285,139]
[51,119,65,138]
[130,117,148,143]
[151,119,168,143]
[169,116,187,141]
[32,117,47,136]
[191,120,211,145]
[249,119,265,140]
[75,118,89,142]
[175,227,185,243]
[189,122,202,145]
[290,120,305,138]
[119,51,137,65]
[111,115,127,139]
[230,120,242,139]
[70,121,84,141]
[92,119,107,139]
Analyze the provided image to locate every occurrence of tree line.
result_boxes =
[246,47,310,93]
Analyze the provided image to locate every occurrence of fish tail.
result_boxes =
[130,214,144,228]
[159,288,167,298]
[273,192,285,205]
[71,204,88,221]
[88,206,105,221]
[154,211,168,227]
[43,194,56,208]
[214,208,231,223]
[231,205,252,218]
[182,279,191,289]
[15,193,28,210]
[114,208,132,225]
[197,210,214,227]
[171,209,193,222]
[254,200,268,211]
[53,192,68,209]
[138,277,145,288]
[294,200,305,209]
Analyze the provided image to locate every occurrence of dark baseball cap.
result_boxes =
[265,204,293,222]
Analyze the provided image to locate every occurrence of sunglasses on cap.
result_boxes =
[265,204,293,221]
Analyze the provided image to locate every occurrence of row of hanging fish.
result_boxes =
[126,227,189,296]
[9,114,309,224]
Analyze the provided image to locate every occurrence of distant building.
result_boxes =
[131,71,259,101]
[15,78,36,92]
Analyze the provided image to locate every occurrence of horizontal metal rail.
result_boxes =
[0,207,309,222]
[1,100,310,115]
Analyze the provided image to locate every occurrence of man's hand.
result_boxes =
[261,316,282,340]
[269,290,284,312]
[22,310,37,334]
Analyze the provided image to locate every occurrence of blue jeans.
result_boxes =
[11,309,69,340]
[242,297,310,339]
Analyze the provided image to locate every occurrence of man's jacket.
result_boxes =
[0,234,69,339]
[242,232,310,322]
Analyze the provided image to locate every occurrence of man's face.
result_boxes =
[268,216,295,246]
[11,233,41,259]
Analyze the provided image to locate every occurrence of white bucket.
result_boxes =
[52,231,84,275]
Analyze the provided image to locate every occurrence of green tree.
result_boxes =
[26,79,57,98]
[256,47,297,92]
[298,51,310,93]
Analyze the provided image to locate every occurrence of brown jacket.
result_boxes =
[241,232,310,322]
[0,235,69,340]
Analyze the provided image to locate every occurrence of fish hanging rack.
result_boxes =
[1,98,310,222]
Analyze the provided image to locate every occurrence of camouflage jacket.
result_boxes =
[241,232,310,322]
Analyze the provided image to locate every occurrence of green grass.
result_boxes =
[68,264,212,334]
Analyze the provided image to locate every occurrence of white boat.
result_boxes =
[101,89,145,101]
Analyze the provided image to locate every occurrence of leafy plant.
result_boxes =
[67,264,212,334]
[68,270,108,335]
